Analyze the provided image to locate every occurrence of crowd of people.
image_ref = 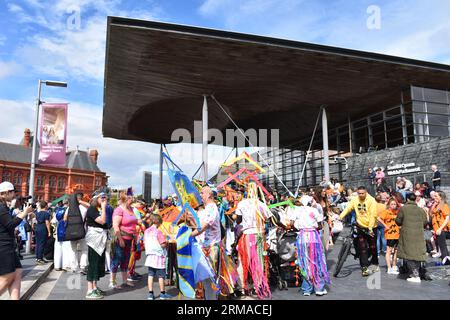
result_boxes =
[0,163,447,300]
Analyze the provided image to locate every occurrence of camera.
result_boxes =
[23,196,37,209]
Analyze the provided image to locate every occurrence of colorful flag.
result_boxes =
[167,169,202,209]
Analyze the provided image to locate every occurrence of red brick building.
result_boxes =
[0,129,108,202]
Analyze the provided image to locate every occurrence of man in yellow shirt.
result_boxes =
[339,186,379,277]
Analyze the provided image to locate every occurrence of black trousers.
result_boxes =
[436,231,450,258]
[356,226,378,268]
[405,260,420,278]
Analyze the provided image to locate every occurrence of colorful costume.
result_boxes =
[290,199,330,294]
[295,229,330,292]
[234,185,272,300]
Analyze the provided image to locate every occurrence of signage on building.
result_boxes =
[386,163,421,176]
[38,103,68,166]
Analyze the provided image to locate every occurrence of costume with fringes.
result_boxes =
[235,183,272,300]
[295,228,330,290]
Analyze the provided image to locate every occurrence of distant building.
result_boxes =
[0,128,108,202]
[142,171,152,202]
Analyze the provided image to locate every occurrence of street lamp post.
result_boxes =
[26,80,67,254]
[29,80,68,200]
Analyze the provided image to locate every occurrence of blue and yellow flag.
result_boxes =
[176,224,219,299]
[168,169,202,209]
[176,224,196,299]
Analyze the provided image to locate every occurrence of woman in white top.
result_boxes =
[291,196,330,297]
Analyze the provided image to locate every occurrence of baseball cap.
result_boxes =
[0,181,15,193]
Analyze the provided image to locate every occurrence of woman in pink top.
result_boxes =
[109,192,138,289]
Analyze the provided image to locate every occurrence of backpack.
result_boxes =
[64,208,86,241]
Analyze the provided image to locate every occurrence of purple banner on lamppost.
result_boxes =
[38,103,68,166]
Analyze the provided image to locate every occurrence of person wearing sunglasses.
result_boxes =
[339,186,379,277]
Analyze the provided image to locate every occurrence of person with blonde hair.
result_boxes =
[109,191,138,289]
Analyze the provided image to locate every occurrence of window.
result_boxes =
[13,172,22,186]
[49,176,57,189]
[37,175,45,187]
[58,177,66,190]
[2,171,11,182]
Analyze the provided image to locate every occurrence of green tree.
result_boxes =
[109,194,118,208]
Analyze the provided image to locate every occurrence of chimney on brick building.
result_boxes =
[23,128,31,147]
[89,149,98,164]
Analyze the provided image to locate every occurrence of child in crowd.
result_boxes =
[378,198,400,275]
[144,214,172,300]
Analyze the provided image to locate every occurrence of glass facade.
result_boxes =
[256,85,450,193]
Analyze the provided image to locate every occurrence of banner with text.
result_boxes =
[38,103,68,166]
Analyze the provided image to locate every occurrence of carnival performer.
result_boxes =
[233,182,272,299]
[289,196,330,296]
[194,186,238,299]
[192,186,221,300]
[176,214,219,300]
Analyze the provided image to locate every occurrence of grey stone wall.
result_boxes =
[343,136,450,193]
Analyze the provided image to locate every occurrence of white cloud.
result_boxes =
[18,15,107,82]
[383,22,450,61]
[199,0,228,16]
[7,3,24,13]
[10,0,160,82]
[0,35,6,45]
[197,0,450,65]
[0,60,23,80]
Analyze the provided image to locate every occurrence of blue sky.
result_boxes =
[1,0,450,196]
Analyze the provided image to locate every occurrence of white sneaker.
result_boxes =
[432,252,441,258]
[406,277,421,283]
[315,289,328,296]
[442,256,450,265]
[388,268,399,275]
[392,266,399,272]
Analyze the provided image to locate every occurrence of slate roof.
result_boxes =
[0,141,102,172]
